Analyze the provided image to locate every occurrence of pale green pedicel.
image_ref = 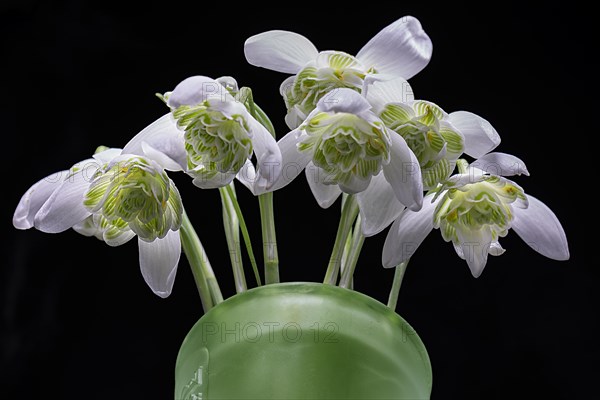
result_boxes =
[83,156,183,242]
[380,101,464,189]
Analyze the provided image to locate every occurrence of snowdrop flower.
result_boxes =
[382,154,569,277]
[245,16,432,129]
[124,76,282,193]
[13,147,184,298]
[353,78,502,236]
[260,88,423,218]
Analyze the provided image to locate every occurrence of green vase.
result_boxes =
[175,282,432,399]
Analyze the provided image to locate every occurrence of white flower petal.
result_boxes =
[382,132,423,211]
[236,159,258,194]
[33,170,93,233]
[141,138,186,172]
[305,163,342,208]
[13,170,68,230]
[511,195,569,261]
[338,174,371,194]
[122,113,183,161]
[247,117,283,191]
[103,229,137,247]
[365,78,415,112]
[471,152,529,177]
[356,16,433,80]
[456,228,492,278]
[244,30,318,74]
[72,216,103,240]
[191,171,236,189]
[315,87,372,114]
[489,241,506,256]
[356,172,405,237]
[138,230,181,298]
[92,148,122,164]
[167,76,234,108]
[216,76,239,92]
[449,111,501,158]
[382,194,438,267]
[266,130,312,192]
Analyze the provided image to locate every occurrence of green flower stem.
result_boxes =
[219,183,247,293]
[339,215,365,289]
[340,224,354,287]
[324,195,359,285]
[387,260,410,310]
[222,184,262,286]
[259,192,280,284]
[181,212,222,311]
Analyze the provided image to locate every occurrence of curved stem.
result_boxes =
[323,195,359,285]
[339,215,365,289]
[180,212,221,311]
[222,184,262,286]
[259,192,279,284]
[387,260,410,310]
[220,183,247,293]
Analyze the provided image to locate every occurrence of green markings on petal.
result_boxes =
[300,112,390,186]
[433,175,527,246]
[380,101,464,189]
[174,103,253,179]
[83,156,183,242]
[283,51,370,129]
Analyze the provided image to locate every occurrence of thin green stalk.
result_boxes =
[220,184,247,293]
[323,195,359,285]
[222,184,262,286]
[387,260,410,310]
[339,215,365,289]
[259,192,279,284]
[181,212,220,311]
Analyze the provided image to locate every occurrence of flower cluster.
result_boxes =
[14,15,568,305]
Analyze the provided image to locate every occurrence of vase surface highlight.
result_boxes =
[175,282,432,399]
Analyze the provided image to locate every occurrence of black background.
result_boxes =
[0,1,594,399]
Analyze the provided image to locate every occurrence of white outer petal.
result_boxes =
[305,163,342,208]
[511,195,569,261]
[167,76,235,108]
[13,170,68,230]
[92,148,122,164]
[449,111,501,158]
[122,113,184,169]
[365,78,415,113]
[247,117,282,191]
[356,16,433,80]
[315,87,372,114]
[33,170,94,233]
[236,159,258,195]
[265,130,312,193]
[356,172,405,237]
[382,194,438,267]
[470,152,529,177]
[456,228,492,278]
[191,171,236,189]
[138,230,181,298]
[382,132,423,211]
[244,30,318,74]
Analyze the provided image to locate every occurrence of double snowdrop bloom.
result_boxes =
[263,88,423,231]
[383,154,569,277]
[124,76,282,193]
[350,78,503,236]
[13,147,184,298]
[245,16,432,129]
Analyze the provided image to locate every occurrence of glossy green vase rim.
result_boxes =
[197,281,432,378]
